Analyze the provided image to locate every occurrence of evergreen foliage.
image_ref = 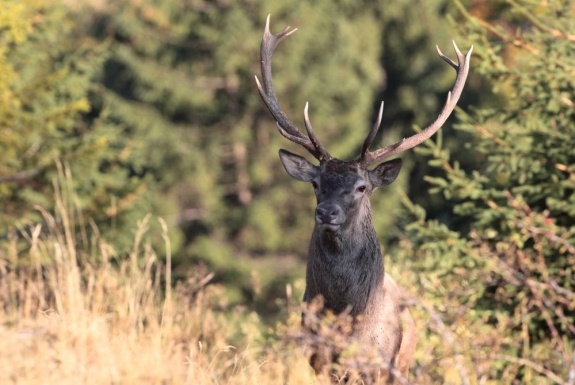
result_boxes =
[0,0,146,248]
[400,1,575,382]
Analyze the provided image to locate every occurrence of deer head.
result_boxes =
[255,15,472,237]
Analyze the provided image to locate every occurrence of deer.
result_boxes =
[255,15,472,384]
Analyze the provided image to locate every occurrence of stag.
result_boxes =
[255,15,472,384]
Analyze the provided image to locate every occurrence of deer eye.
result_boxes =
[356,185,367,193]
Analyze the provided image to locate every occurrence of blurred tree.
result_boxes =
[399,1,575,382]
[0,0,147,249]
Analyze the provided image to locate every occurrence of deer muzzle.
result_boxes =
[315,203,346,230]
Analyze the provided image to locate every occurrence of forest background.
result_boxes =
[0,0,574,384]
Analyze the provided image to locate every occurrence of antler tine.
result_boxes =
[360,42,473,167]
[359,101,384,163]
[255,15,329,161]
[304,103,331,161]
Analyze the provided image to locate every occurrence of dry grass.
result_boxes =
[0,170,316,385]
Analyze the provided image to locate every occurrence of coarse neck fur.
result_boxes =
[303,201,384,317]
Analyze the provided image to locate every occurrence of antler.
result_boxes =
[255,15,332,162]
[359,41,473,167]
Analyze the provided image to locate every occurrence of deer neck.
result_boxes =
[305,205,384,317]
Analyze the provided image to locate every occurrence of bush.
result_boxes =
[398,1,575,383]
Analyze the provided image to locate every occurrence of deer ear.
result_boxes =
[368,158,402,189]
[279,149,318,182]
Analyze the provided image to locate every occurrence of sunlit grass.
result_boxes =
[0,169,316,385]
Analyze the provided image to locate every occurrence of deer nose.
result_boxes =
[315,203,345,225]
